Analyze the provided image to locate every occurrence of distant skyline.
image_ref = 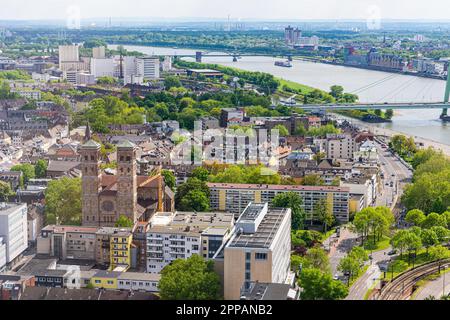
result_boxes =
[1,0,450,21]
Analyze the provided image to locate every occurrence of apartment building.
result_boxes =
[117,272,160,292]
[110,229,133,271]
[0,203,28,267]
[217,203,292,300]
[326,134,358,161]
[146,211,234,273]
[207,183,350,223]
[136,56,160,80]
[37,225,98,260]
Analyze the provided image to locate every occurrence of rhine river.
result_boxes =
[109,45,449,146]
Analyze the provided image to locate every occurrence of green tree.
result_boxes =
[385,109,394,120]
[191,167,209,182]
[431,226,449,243]
[272,124,289,137]
[428,245,450,273]
[164,76,182,90]
[0,181,14,201]
[338,255,360,285]
[179,190,210,212]
[421,229,439,254]
[390,229,410,259]
[304,248,330,273]
[272,192,305,230]
[44,177,82,225]
[115,215,133,228]
[302,174,325,186]
[314,199,334,232]
[349,246,369,264]
[421,212,448,229]
[299,268,348,300]
[35,159,48,178]
[405,209,426,226]
[11,164,35,184]
[162,170,176,191]
[158,255,221,300]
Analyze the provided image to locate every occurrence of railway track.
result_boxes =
[376,259,450,300]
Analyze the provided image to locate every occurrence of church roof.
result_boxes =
[82,139,101,149]
[117,140,136,149]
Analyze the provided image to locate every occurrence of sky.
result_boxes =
[0,0,449,21]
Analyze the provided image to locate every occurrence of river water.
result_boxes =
[109,45,449,145]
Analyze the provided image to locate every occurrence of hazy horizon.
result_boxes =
[1,0,450,21]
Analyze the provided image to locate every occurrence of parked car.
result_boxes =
[387,250,397,256]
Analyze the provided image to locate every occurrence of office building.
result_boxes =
[218,203,291,300]
[0,203,28,266]
[58,45,79,67]
[90,58,115,78]
[92,46,106,59]
[146,211,234,273]
[136,56,160,80]
[208,182,350,223]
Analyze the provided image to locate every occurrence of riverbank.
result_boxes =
[333,113,450,156]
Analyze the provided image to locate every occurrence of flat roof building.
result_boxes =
[0,203,28,267]
[218,203,292,300]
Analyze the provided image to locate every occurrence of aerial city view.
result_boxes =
[0,0,449,307]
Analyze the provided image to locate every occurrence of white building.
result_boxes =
[146,211,234,273]
[92,46,106,59]
[136,56,160,80]
[10,90,41,100]
[76,73,96,85]
[117,272,160,292]
[162,56,172,71]
[90,58,115,78]
[326,133,358,161]
[59,45,79,67]
[0,203,28,267]
[0,236,6,272]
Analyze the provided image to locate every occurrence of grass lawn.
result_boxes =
[363,235,391,252]
[277,78,316,94]
[383,249,436,280]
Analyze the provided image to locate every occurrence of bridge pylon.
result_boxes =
[441,70,450,118]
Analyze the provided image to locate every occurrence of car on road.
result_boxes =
[387,250,397,256]
[333,274,340,280]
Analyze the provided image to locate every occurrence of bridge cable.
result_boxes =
[350,74,400,94]
[376,77,419,103]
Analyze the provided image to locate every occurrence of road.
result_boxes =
[323,227,359,276]
[413,271,450,300]
[345,248,396,300]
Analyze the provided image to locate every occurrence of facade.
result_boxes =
[146,211,234,273]
[220,203,291,300]
[136,56,160,80]
[326,134,358,161]
[0,237,6,272]
[110,230,133,271]
[0,203,28,266]
[90,58,115,78]
[58,45,80,67]
[208,182,350,223]
[92,46,106,59]
[91,270,120,290]
[220,108,244,127]
[80,139,167,227]
[117,272,160,292]
[37,225,98,261]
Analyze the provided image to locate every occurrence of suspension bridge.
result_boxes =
[292,70,450,120]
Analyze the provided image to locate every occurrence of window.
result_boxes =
[255,253,267,260]
[95,280,101,284]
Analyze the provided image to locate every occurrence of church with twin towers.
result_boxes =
[79,138,174,227]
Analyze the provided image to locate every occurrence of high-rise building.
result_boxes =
[218,203,291,300]
[90,58,115,78]
[136,56,160,80]
[92,46,106,59]
[0,203,28,267]
[58,45,79,67]
[284,26,301,45]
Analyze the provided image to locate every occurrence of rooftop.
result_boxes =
[0,202,26,216]
[117,272,161,282]
[228,208,289,249]
[81,139,101,149]
[42,225,99,234]
[241,282,292,300]
[207,182,350,193]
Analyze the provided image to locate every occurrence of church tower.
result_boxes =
[80,140,101,226]
[116,140,138,223]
